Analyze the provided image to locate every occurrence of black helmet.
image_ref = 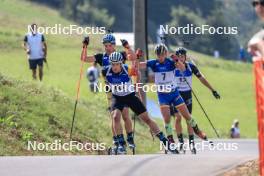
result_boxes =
[175,47,187,56]
[154,44,168,56]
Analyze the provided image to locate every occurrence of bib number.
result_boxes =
[162,73,166,80]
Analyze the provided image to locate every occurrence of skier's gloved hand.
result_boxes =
[212,90,220,99]
[120,39,129,48]
[175,60,185,71]
[82,36,89,46]
[170,54,179,62]
[136,48,143,59]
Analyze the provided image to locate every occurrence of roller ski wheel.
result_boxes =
[107,146,118,155]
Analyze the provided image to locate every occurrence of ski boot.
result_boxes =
[167,135,175,144]
[166,135,179,154]
[192,125,214,145]
[192,125,208,141]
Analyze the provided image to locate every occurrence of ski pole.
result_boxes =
[70,36,89,141]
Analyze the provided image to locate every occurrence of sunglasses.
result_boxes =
[252,1,264,7]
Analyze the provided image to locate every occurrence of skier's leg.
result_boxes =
[174,112,185,152]
[126,94,178,153]
[121,107,134,147]
[160,105,175,143]
[176,104,208,141]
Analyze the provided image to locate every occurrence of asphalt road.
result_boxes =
[0,139,258,176]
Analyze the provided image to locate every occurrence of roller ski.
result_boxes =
[108,144,127,155]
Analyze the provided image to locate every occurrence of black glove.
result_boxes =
[212,90,220,99]
[120,39,128,47]
[82,36,89,46]
[136,48,143,59]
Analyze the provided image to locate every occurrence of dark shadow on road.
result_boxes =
[123,155,164,176]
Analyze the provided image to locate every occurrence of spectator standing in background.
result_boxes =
[23,23,47,81]
[86,62,100,93]
[230,119,240,138]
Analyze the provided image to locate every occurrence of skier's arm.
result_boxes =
[120,39,136,61]
[81,36,96,63]
[191,62,220,99]
[198,76,214,91]
[188,61,213,91]
[126,48,136,61]
[84,56,96,62]
[198,75,220,99]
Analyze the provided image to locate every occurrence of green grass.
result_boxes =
[0,0,258,156]
[0,72,162,155]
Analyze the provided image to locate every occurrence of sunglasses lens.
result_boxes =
[253,1,259,7]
